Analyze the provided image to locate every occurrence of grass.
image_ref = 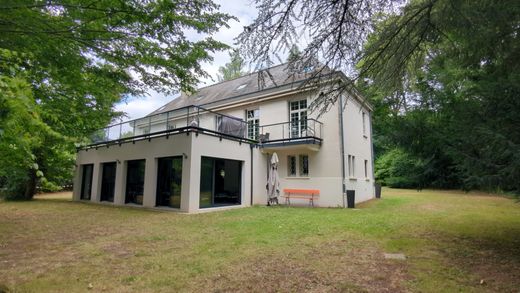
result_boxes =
[0,189,519,292]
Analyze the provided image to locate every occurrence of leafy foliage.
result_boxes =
[0,0,233,199]
[364,0,520,193]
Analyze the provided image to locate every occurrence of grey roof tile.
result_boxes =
[148,62,333,115]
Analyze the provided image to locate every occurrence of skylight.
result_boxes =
[236,84,247,90]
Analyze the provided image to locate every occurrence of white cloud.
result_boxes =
[115,91,177,121]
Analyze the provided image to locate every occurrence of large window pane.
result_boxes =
[200,157,241,208]
[200,157,214,208]
[80,164,93,200]
[156,157,183,208]
[125,160,146,205]
[100,162,117,202]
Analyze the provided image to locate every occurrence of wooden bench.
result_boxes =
[282,189,320,207]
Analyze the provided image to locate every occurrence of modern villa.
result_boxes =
[72,63,375,213]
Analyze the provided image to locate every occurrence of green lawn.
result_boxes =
[0,189,519,292]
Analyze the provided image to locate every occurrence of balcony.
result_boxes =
[257,119,323,152]
[82,106,251,149]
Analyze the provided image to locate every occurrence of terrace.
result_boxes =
[80,105,323,150]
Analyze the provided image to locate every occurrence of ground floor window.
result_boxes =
[200,157,242,208]
[80,164,93,200]
[299,155,309,176]
[156,157,183,208]
[125,159,146,205]
[288,155,296,176]
[348,155,356,177]
[287,154,309,177]
[100,162,117,202]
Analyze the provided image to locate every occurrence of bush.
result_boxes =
[375,148,425,189]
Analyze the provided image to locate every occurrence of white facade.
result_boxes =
[73,72,375,212]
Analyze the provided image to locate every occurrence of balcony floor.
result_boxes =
[258,137,322,152]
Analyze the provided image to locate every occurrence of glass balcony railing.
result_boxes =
[87,105,248,145]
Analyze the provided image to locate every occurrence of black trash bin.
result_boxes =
[375,183,382,199]
[346,190,355,208]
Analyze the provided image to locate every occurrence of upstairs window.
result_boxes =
[246,109,260,140]
[362,112,367,136]
[364,159,368,178]
[289,99,308,138]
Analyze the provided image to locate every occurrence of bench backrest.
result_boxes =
[283,188,320,195]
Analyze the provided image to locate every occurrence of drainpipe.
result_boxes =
[250,144,254,206]
[369,111,376,192]
[338,95,347,208]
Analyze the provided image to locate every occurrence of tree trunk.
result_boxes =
[23,169,37,200]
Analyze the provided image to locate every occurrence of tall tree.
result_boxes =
[217,49,246,81]
[238,0,520,193]
[237,0,395,113]
[0,0,234,199]
[361,0,520,192]
[286,44,301,63]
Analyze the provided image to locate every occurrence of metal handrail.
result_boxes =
[88,105,248,144]
[258,118,323,142]
[95,104,244,132]
[258,118,323,128]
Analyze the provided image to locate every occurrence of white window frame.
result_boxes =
[289,99,308,138]
[246,109,260,140]
[364,159,368,179]
[299,154,309,177]
[362,112,367,136]
[348,154,356,178]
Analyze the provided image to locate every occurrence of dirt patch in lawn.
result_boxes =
[443,234,520,292]
[196,239,410,292]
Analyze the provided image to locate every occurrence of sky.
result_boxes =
[115,0,258,121]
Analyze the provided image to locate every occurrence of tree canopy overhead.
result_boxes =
[0,0,234,199]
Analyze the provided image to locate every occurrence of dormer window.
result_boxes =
[236,84,247,90]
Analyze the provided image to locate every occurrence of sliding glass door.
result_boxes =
[125,160,146,205]
[200,157,241,208]
[80,164,93,200]
[156,157,183,208]
[100,162,117,202]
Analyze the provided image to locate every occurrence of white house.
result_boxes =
[72,63,375,213]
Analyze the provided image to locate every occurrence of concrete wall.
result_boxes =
[73,131,253,213]
[342,96,375,203]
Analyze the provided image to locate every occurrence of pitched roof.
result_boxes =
[149,62,333,115]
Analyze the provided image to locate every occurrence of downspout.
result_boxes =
[250,144,254,206]
[369,111,376,192]
[338,95,347,208]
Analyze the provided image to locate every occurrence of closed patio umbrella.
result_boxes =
[267,152,280,205]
